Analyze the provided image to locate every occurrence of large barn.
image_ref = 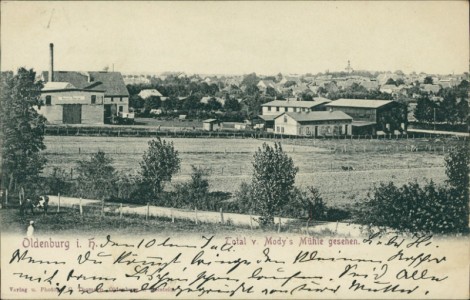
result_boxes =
[325,99,407,135]
[36,43,130,125]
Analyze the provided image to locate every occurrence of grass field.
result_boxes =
[42,136,456,207]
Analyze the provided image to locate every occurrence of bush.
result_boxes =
[355,180,467,234]
[284,187,350,221]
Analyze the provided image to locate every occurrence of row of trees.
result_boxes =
[135,94,241,116]
[414,82,469,125]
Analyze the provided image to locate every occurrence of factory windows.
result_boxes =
[45,96,51,105]
[91,95,96,104]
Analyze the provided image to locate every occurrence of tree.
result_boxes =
[162,96,179,112]
[187,166,209,210]
[284,80,297,88]
[144,96,162,112]
[301,92,314,101]
[1,68,47,193]
[284,186,326,220]
[140,138,181,202]
[182,95,201,113]
[244,84,260,96]
[241,73,260,87]
[395,78,405,86]
[265,86,277,98]
[44,167,71,196]
[414,96,435,123]
[456,98,469,123]
[385,78,397,86]
[251,143,298,225]
[75,151,116,200]
[129,95,145,110]
[424,76,434,84]
[440,91,458,124]
[206,98,222,111]
[224,97,241,111]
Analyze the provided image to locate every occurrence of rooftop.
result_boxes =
[325,99,393,109]
[42,71,129,97]
[42,82,76,91]
[262,99,331,108]
[276,111,352,122]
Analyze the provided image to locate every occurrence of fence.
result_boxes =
[44,125,468,140]
[45,195,304,231]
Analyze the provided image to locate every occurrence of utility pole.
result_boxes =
[433,107,436,132]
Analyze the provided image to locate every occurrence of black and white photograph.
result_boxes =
[1,1,469,299]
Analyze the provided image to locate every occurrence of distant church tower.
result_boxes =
[345,60,354,74]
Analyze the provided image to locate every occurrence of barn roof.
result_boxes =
[42,82,76,91]
[276,111,352,122]
[262,99,330,108]
[42,71,129,97]
[325,99,393,109]
[203,119,218,123]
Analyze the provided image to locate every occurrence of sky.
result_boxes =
[1,1,468,75]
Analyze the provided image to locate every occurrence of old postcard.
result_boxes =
[1,1,469,299]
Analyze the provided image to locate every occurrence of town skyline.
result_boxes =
[1,1,468,75]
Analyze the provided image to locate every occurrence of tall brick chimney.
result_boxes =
[49,43,54,82]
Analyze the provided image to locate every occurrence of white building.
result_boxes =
[273,111,353,136]
[261,99,331,116]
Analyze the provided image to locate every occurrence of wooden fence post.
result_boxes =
[195,207,199,225]
[57,193,60,213]
[335,221,339,234]
[79,197,83,216]
[277,217,281,233]
[146,202,150,221]
[219,207,225,224]
[119,203,123,219]
[171,207,174,223]
[249,212,253,230]
[305,218,310,235]
[5,189,8,206]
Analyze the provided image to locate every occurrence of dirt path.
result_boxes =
[46,196,364,237]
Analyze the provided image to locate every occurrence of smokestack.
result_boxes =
[49,43,54,82]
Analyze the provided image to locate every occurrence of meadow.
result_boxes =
[42,136,454,207]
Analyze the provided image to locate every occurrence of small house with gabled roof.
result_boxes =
[273,111,352,136]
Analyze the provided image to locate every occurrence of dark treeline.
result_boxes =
[414,80,469,126]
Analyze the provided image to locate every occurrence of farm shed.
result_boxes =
[254,114,276,131]
[325,99,407,135]
[273,111,352,136]
[221,122,251,130]
[203,119,219,131]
